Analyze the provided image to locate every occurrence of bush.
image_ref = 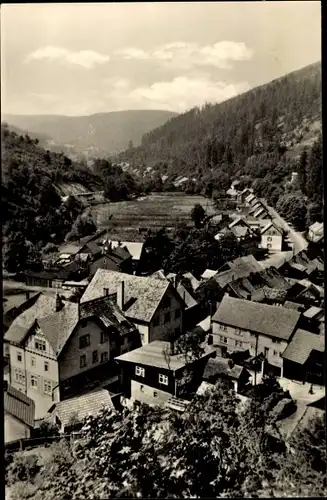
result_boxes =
[6,453,40,485]
[42,242,59,255]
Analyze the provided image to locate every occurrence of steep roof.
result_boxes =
[4,384,35,428]
[5,293,135,355]
[282,329,324,364]
[49,388,115,428]
[229,216,251,229]
[176,284,198,310]
[109,241,144,260]
[230,226,249,239]
[261,221,283,235]
[182,272,201,291]
[212,295,301,340]
[225,255,263,275]
[309,222,323,233]
[203,357,245,381]
[4,294,60,344]
[303,306,323,319]
[81,270,172,323]
[201,269,219,279]
[116,340,216,371]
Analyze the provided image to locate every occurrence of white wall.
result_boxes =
[261,234,282,251]
[131,380,171,406]
[5,413,31,443]
[212,321,287,370]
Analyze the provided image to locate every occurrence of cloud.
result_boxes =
[116,41,253,69]
[25,46,110,69]
[105,76,250,112]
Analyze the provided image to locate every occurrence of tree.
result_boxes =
[276,193,308,231]
[298,148,308,195]
[190,204,206,229]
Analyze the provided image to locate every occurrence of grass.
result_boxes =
[90,192,217,237]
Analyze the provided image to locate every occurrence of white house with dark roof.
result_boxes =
[261,221,284,252]
[307,222,324,243]
[81,270,185,345]
[4,382,35,443]
[4,292,139,419]
[211,294,302,376]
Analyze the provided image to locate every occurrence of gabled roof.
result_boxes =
[212,295,301,341]
[203,357,246,381]
[253,207,267,218]
[59,243,83,255]
[5,293,136,355]
[48,388,115,428]
[309,222,323,233]
[176,284,198,310]
[81,270,174,323]
[201,269,219,279]
[4,294,60,344]
[80,241,102,256]
[116,340,216,371]
[303,306,323,319]
[182,272,201,291]
[261,221,283,235]
[4,384,35,427]
[229,216,251,229]
[225,255,263,275]
[230,226,249,239]
[282,329,324,364]
[108,241,144,260]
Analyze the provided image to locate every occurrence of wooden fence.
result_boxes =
[5,432,84,454]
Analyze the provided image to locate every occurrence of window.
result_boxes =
[273,350,279,356]
[267,244,272,249]
[135,366,145,377]
[159,374,168,385]
[92,350,98,364]
[267,237,272,242]
[272,339,281,344]
[31,357,36,367]
[279,352,283,358]
[100,331,108,344]
[153,391,158,397]
[80,355,87,368]
[140,385,144,392]
[264,347,269,357]
[175,326,181,336]
[17,352,22,363]
[235,340,243,348]
[44,380,52,395]
[79,334,90,349]
[235,329,242,336]
[15,369,25,385]
[44,361,49,372]
[175,309,181,319]
[164,312,171,323]
[35,340,46,351]
[140,333,145,343]
[153,316,160,327]
[101,352,108,363]
[220,336,228,344]
[31,375,38,389]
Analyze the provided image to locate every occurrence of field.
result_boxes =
[90,192,217,240]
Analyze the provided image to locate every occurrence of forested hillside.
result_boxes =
[3,110,177,156]
[120,62,321,187]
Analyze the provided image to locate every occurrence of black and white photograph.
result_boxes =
[2,1,324,498]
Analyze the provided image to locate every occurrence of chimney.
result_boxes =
[103,287,109,296]
[117,281,125,310]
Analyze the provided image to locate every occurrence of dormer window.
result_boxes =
[35,340,46,351]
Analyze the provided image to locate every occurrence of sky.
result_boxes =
[1,2,321,116]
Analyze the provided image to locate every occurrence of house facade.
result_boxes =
[307,222,323,243]
[81,270,185,345]
[5,293,140,419]
[116,340,216,406]
[211,295,301,377]
[261,222,283,252]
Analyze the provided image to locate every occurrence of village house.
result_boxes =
[4,381,35,443]
[260,221,284,252]
[89,243,133,277]
[47,387,117,433]
[201,356,251,393]
[3,291,41,334]
[81,270,185,345]
[115,340,216,406]
[236,188,253,206]
[282,329,324,385]
[228,217,255,241]
[211,294,302,377]
[4,292,140,419]
[105,240,145,273]
[307,222,324,244]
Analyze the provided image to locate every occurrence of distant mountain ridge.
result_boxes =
[2,109,178,156]
[119,62,321,181]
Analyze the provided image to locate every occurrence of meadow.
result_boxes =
[90,192,217,240]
